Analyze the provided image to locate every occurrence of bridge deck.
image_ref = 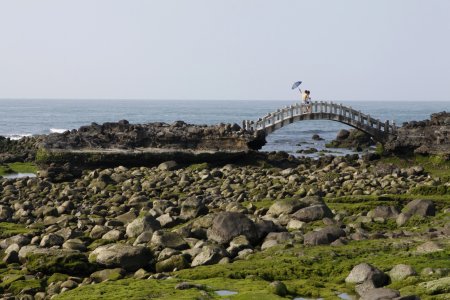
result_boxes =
[243,101,397,142]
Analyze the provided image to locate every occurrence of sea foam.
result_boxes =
[5,134,32,140]
[50,128,68,134]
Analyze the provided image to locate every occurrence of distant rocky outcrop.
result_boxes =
[385,111,450,157]
[326,128,375,151]
[42,120,265,152]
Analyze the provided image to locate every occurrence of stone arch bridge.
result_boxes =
[242,101,397,143]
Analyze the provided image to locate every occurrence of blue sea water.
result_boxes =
[0,99,448,156]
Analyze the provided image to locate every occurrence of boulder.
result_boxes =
[133,230,154,246]
[89,243,152,271]
[336,129,350,140]
[40,234,64,248]
[292,204,333,222]
[418,276,450,294]
[268,281,288,297]
[359,288,400,300]
[26,248,91,275]
[402,199,435,217]
[304,226,345,245]
[345,263,389,287]
[126,215,161,238]
[226,235,251,256]
[416,241,443,253]
[62,239,87,251]
[367,206,400,219]
[267,199,305,217]
[150,231,188,250]
[191,245,226,267]
[90,268,125,283]
[155,254,190,272]
[180,197,208,220]
[158,161,178,171]
[261,232,292,250]
[207,212,258,245]
[0,205,13,221]
[389,264,417,281]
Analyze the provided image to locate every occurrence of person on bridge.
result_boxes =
[301,90,311,113]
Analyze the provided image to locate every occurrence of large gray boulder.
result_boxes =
[207,212,258,245]
[345,263,389,287]
[90,268,125,283]
[304,226,345,245]
[191,245,226,267]
[0,205,13,221]
[156,254,190,272]
[89,243,152,271]
[180,197,208,220]
[150,230,188,250]
[389,264,417,281]
[418,276,450,294]
[261,232,293,250]
[360,288,400,300]
[26,248,91,275]
[267,199,305,217]
[126,215,161,238]
[292,204,333,222]
[402,199,435,217]
[367,206,399,219]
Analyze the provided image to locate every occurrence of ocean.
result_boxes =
[0,100,448,156]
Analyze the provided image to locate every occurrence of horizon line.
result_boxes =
[0,98,449,102]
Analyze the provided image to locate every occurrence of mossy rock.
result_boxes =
[47,273,70,284]
[0,222,36,239]
[90,268,125,283]
[155,254,190,273]
[268,281,288,296]
[0,274,25,289]
[26,249,93,275]
[7,279,43,295]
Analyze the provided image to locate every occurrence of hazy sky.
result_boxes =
[1,0,449,101]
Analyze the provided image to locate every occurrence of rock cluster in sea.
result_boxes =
[385,111,450,156]
[42,120,265,151]
[0,154,448,299]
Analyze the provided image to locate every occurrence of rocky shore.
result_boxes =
[0,114,449,299]
[385,112,450,157]
[0,153,449,299]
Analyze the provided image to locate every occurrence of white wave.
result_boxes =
[50,128,68,134]
[5,133,32,140]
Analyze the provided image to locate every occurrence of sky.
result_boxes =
[0,0,449,101]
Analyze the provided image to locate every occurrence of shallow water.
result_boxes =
[215,290,238,296]
[1,173,36,179]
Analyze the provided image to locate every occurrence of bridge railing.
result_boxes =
[242,101,397,135]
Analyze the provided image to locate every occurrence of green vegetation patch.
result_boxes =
[0,162,37,176]
[7,279,43,295]
[26,251,93,276]
[55,278,212,300]
[0,222,37,239]
[380,154,450,180]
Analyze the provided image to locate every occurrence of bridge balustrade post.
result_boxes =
[385,120,390,133]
